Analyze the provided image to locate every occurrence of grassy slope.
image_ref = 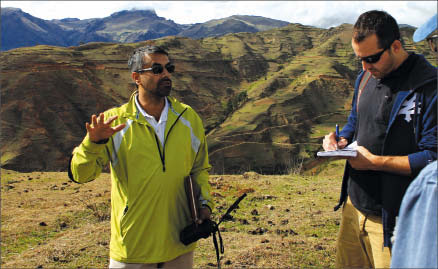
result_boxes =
[1,160,345,268]
[206,25,356,173]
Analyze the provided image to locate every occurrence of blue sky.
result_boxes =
[2,1,437,29]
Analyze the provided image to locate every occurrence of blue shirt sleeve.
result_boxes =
[339,71,365,142]
[391,161,438,268]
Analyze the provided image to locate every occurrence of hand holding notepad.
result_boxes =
[317,141,358,157]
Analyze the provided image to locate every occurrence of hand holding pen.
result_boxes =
[322,123,348,151]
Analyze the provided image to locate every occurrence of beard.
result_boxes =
[156,78,172,97]
[369,69,384,79]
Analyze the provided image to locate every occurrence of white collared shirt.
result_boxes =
[135,95,169,147]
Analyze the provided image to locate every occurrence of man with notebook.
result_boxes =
[322,10,437,268]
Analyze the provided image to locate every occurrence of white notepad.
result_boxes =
[317,141,358,157]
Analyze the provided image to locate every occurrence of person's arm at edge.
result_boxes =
[408,89,437,176]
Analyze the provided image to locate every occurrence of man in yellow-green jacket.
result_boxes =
[69,45,213,268]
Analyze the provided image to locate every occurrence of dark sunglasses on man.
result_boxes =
[136,62,175,74]
[358,43,392,64]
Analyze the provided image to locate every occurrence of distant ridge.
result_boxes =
[178,15,290,39]
[1,7,73,50]
[1,7,291,50]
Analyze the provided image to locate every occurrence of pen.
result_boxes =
[335,124,340,142]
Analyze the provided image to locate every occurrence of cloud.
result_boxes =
[1,1,436,28]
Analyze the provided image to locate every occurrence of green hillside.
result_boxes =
[0,23,435,173]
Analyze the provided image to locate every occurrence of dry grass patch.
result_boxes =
[2,160,345,267]
[194,164,343,267]
[1,169,112,268]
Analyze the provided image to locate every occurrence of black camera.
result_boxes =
[180,219,217,245]
[179,193,247,268]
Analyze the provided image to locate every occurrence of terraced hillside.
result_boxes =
[0,23,434,172]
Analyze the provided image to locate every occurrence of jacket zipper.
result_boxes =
[154,108,188,172]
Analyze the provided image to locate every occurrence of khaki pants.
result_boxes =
[336,197,391,268]
[109,251,194,269]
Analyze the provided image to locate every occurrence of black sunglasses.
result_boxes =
[358,45,391,64]
[136,62,175,74]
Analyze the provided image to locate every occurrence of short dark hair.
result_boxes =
[353,10,400,49]
[128,45,169,72]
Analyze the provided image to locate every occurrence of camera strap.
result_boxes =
[212,193,247,268]
[211,222,224,269]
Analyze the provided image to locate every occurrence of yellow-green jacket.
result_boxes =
[69,93,213,263]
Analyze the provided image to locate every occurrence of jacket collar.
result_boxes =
[379,53,437,92]
[121,91,187,125]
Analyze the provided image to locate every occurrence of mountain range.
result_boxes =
[1,7,289,51]
[0,8,434,173]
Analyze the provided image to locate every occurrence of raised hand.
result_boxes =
[85,113,126,143]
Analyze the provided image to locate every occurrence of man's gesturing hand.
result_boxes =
[86,113,126,143]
